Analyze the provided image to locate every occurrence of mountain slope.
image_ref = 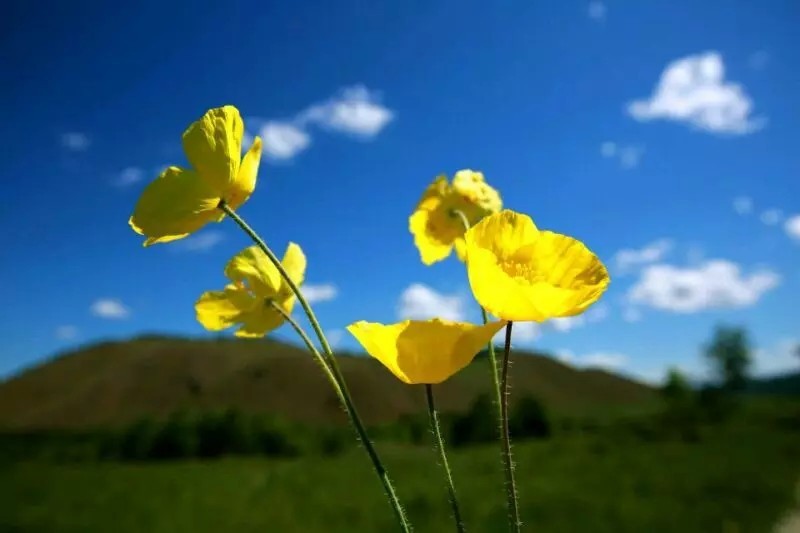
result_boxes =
[0,336,655,430]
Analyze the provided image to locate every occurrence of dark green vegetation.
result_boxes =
[0,335,654,430]
[1,334,799,532]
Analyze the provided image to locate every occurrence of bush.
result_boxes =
[151,411,198,459]
[120,417,160,460]
[450,393,497,447]
[509,395,551,440]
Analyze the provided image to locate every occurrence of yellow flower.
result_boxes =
[346,318,507,384]
[195,243,306,338]
[129,105,262,246]
[408,170,502,265]
[465,210,610,322]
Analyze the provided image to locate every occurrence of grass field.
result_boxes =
[3,418,799,533]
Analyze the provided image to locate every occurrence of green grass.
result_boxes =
[2,420,798,533]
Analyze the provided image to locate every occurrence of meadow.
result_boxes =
[2,396,798,532]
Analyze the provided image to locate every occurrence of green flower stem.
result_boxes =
[480,308,503,424]
[220,202,411,533]
[501,321,521,532]
[450,209,502,423]
[424,384,466,533]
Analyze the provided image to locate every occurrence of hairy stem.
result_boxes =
[221,203,411,532]
[425,384,466,533]
[501,321,521,531]
[451,209,502,423]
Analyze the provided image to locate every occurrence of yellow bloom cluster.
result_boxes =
[129,104,610,388]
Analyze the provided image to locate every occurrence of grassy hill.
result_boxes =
[0,335,655,430]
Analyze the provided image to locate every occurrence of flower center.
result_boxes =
[500,259,542,284]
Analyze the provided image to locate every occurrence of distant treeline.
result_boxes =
[2,388,797,464]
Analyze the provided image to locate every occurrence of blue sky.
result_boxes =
[1,0,798,382]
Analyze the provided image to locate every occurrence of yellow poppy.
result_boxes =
[465,210,610,322]
[195,243,306,338]
[346,318,507,384]
[129,105,262,246]
[408,170,502,265]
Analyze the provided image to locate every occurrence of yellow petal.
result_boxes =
[409,209,455,265]
[466,209,539,258]
[224,246,282,300]
[451,169,503,213]
[195,284,256,331]
[347,319,507,385]
[234,307,284,338]
[466,245,545,321]
[129,166,222,246]
[227,136,262,209]
[465,210,609,322]
[182,105,244,195]
[281,242,307,288]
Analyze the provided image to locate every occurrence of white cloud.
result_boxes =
[259,121,311,160]
[55,325,78,340]
[247,85,393,162]
[627,52,763,135]
[785,215,800,241]
[300,85,394,138]
[61,132,91,151]
[587,1,607,21]
[397,284,464,321]
[493,322,540,346]
[614,239,673,273]
[600,141,644,169]
[115,166,144,187]
[622,307,642,323]
[600,141,617,158]
[326,329,345,349]
[90,299,130,319]
[301,283,338,304]
[733,196,754,215]
[754,338,799,376]
[172,231,225,253]
[628,260,780,313]
[546,303,608,333]
[555,349,628,371]
[760,209,783,226]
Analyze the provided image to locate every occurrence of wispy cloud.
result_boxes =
[114,166,144,187]
[301,283,338,304]
[55,325,78,340]
[587,1,607,21]
[785,215,800,242]
[172,230,225,253]
[628,52,763,135]
[246,85,394,163]
[556,349,628,371]
[600,142,645,169]
[90,299,130,320]
[259,121,312,161]
[60,132,91,151]
[733,196,754,215]
[754,338,799,376]
[628,260,780,313]
[397,283,464,321]
[298,85,394,138]
[614,239,673,274]
[760,209,783,226]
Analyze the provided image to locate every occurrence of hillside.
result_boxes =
[0,336,655,430]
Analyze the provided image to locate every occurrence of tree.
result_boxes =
[704,326,752,392]
[661,367,692,403]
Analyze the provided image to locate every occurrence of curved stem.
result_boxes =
[425,384,466,533]
[267,301,346,409]
[451,209,502,421]
[480,308,503,425]
[501,321,521,532]
[221,203,411,532]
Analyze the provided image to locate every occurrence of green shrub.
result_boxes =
[509,395,551,440]
[450,393,497,447]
